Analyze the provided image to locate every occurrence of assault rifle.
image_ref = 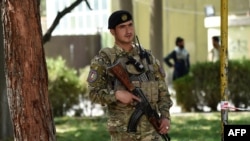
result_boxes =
[108,62,170,141]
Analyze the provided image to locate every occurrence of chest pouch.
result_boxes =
[134,81,159,103]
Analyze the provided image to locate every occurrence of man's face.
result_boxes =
[178,41,184,48]
[110,20,134,45]
[212,39,218,48]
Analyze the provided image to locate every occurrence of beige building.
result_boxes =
[44,0,250,69]
[108,0,250,67]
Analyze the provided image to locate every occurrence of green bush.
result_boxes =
[78,65,90,97]
[174,75,196,112]
[174,60,250,112]
[228,60,250,108]
[46,56,83,117]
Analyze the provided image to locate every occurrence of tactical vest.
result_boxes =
[100,47,159,104]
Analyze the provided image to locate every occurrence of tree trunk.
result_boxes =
[0,9,13,140]
[119,0,133,13]
[150,0,163,64]
[1,0,56,140]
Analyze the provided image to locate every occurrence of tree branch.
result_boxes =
[42,0,92,44]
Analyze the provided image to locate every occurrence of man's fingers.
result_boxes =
[132,95,141,102]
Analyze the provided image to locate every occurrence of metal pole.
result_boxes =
[220,0,229,141]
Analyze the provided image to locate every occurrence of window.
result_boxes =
[46,0,110,35]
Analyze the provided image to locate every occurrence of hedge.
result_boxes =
[174,60,250,112]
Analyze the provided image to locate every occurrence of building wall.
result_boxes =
[44,0,250,69]
[110,0,250,65]
[205,16,250,60]
[44,35,101,69]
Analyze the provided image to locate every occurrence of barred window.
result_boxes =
[46,0,110,35]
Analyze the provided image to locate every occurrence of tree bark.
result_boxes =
[0,9,13,140]
[119,0,133,14]
[1,0,56,140]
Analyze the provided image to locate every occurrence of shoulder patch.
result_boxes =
[87,70,98,83]
[99,47,116,64]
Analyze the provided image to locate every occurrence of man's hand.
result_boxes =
[158,118,171,134]
[115,90,140,104]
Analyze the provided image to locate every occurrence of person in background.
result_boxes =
[87,10,173,141]
[210,36,220,62]
[164,37,190,81]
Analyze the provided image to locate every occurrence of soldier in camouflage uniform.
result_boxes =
[87,10,173,141]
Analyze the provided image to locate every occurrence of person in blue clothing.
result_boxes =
[164,37,190,81]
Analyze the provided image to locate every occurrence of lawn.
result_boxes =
[55,112,250,141]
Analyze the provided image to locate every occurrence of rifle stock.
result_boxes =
[108,62,135,92]
[108,62,171,141]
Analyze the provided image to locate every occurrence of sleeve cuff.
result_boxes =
[161,112,171,120]
[109,90,117,103]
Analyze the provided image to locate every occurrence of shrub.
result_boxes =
[174,60,250,112]
[46,56,83,117]
[79,65,90,97]
[174,75,197,112]
[228,60,250,108]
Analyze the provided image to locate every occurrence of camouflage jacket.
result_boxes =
[87,44,172,133]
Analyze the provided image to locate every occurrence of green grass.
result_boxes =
[55,112,250,141]
[55,116,109,141]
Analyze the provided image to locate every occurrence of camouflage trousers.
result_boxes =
[109,130,161,141]
[107,104,161,141]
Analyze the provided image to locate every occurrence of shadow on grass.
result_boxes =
[169,113,221,141]
[169,112,250,141]
[56,128,110,141]
[55,116,110,141]
[55,112,250,141]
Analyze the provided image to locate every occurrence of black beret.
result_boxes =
[108,10,133,29]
